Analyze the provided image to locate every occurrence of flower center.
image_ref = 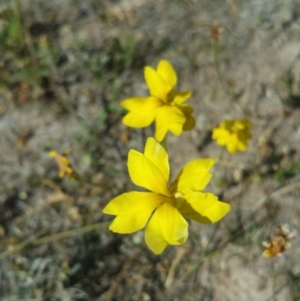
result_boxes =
[166,89,176,105]
[173,191,186,210]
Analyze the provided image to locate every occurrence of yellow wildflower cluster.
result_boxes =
[103,59,256,254]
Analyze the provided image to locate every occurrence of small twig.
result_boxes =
[252,180,300,212]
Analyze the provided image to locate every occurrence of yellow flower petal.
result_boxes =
[178,104,195,131]
[121,96,162,128]
[158,202,188,245]
[235,118,251,130]
[236,130,252,151]
[155,105,186,142]
[103,192,167,233]
[181,192,231,224]
[178,104,193,115]
[226,142,238,154]
[216,134,239,153]
[144,66,170,102]
[145,206,168,255]
[144,137,169,182]
[212,128,231,145]
[145,202,188,254]
[173,91,192,105]
[169,159,215,195]
[236,140,247,152]
[49,150,56,157]
[128,144,171,196]
[156,59,177,89]
[50,150,75,178]
[263,249,273,258]
[183,115,196,131]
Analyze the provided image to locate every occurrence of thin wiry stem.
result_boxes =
[0,222,110,261]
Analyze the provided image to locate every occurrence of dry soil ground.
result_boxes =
[1,0,300,300]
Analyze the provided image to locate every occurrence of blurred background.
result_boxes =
[1,0,300,300]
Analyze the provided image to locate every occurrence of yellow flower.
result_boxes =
[103,137,231,254]
[121,60,195,142]
[212,118,252,154]
[49,149,75,178]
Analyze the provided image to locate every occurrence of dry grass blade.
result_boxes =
[165,247,187,289]
[0,228,47,261]
[33,222,110,245]
[252,180,300,211]
[0,222,109,260]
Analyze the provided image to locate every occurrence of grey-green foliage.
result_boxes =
[1,257,85,300]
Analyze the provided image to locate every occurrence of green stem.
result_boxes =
[12,0,24,50]
[0,222,110,260]
[211,39,246,115]
[216,147,224,164]
[211,39,230,95]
